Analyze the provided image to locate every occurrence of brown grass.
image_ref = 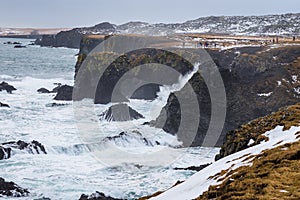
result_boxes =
[197,140,300,200]
[217,103,300,160]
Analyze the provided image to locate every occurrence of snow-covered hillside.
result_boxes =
[71,13,300,36]
[151,125,300,200]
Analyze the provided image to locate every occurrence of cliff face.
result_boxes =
[153,45,300,146]
[74,35,196,103]
[75,35,300,147]
[35,22,115,49]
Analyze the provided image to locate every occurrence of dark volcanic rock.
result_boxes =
[53,85,73,101]
[74,39,195,104]
[103,130,159,147]
[0,102,10,108]
[99,104,144,122]
[45,103,68,107]
[79,191,122,200]
[152,46,300,147]
[0,146,11,160]
[174,163,211,171]
[0,81,17,93]
[0,177,29,197]
[35,22,113,49]
[14,45,26,48]
[1,140,47,160]
[51,84,62,93]
[130,83,161,100]
[37,88,51,93]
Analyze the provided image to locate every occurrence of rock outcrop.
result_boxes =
[53,85,73,101]
[99,104,144,122]
[103,130,159,147]
[0,102,10,108]
[74,35,195,104]
[79,191,122,200]
[37,88,51,93]
[0,146,11,160]
[0,140,47,160]
[35,22,113,49]
[75,34,300,147]
[174,163,211,172]
[152,45,300,146]
[0,81,17,93]
[0,177,29,197]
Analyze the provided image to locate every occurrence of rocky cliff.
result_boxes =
[153,45,300,146]
[75,35,300,147]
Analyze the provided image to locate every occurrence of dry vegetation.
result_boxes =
[216,103,300,160]
[197,140,300,200]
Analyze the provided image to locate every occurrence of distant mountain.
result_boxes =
[0,28,70,37]
[35,13,300,48]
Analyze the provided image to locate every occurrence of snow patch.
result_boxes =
[248,139,255,146]
[277,81,282,86]
[257,92,273,97]
[152,125,300,200]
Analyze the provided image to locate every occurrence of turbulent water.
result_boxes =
[0,38,219,200]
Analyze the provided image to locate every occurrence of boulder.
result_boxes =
[53,85,73,101]
[45,103,68,107]
[79,191,122,200]
[0,146,11,160]
[37,88,51,93]
[0,177,29,197]
[14,45,26,48]
[174,163,211,171]
[51,84,62,93]
[99,104,144,122]
[1,140,47,160]
[0,102,10,108]
[0,82,17,93]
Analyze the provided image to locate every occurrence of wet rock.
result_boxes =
[0,81,17,93]
[1,140,47,160]
[99,104,144,122]
[45,103,68,107]
[14,45,26,48]
[51,84,62,93]
[79,191,122,200]
[152,46,300,147]
[0,102,10,108]
[0,177,29,197]
[37,88,51,93]
[174,163,211,171]
[103,131,158,147]
[0,146,11,160]
[53,85,73,101]
[130,84,161,100]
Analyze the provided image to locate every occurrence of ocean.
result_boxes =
[0,38,218,200]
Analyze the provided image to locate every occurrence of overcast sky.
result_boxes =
[1,0,300,28]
